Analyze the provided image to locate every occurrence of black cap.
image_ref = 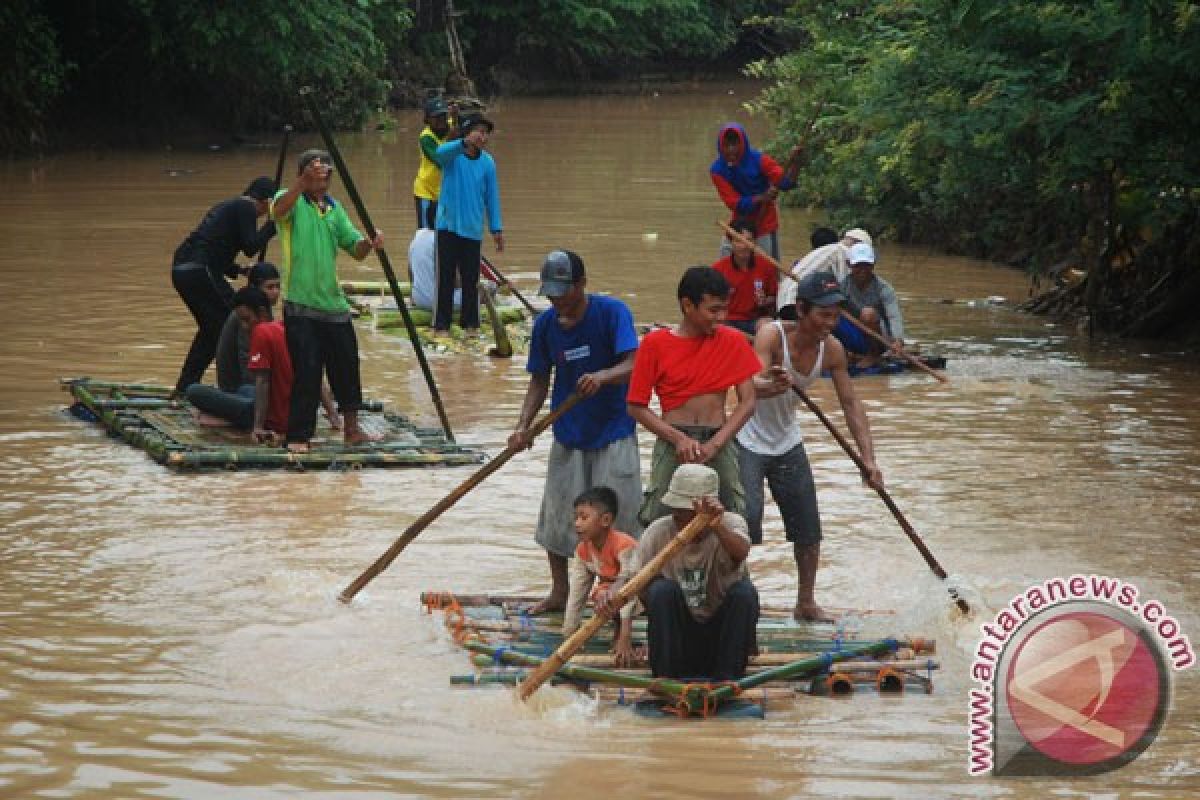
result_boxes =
[424,96,449,116]
[538,250,585,297]
[244,176,277,201]
[796,270,845,306]
[458,113,494,134]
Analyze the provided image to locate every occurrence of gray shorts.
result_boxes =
[738,441,821,546]
[535,434,643,558]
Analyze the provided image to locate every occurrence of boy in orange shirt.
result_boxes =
[562,487,640,667]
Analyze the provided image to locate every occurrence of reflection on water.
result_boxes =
[1,86,1198,798]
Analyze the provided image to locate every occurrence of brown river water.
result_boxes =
[1,86,1198,799]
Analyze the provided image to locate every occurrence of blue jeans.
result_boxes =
[186,383,255,429]
[738,441,821,545]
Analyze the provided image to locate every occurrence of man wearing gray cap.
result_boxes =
[631,464,759,680]
[509,250,642,614]
[739,270,881,621]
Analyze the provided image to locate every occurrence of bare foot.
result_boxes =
[287,441,311,454]
[343,430,383,447]
[526,594,567,615]
[793,602,837,623]
[193,411,232,428]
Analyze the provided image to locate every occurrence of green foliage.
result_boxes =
[1,1,70,151]
[750,0,1200,273]
[27,0,412,147]
[455,0,769,77]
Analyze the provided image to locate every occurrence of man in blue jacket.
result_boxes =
[433,113,504,335]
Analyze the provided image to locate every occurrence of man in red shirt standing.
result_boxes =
[232,286,294,443]
[711,218,778,336]
[627,266,760,525]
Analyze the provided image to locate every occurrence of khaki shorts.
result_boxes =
[638,425,745,526]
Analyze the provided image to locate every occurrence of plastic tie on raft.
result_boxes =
[491,645,511,666]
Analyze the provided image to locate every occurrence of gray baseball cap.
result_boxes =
[537,250,585,297]
[796,270,845,306]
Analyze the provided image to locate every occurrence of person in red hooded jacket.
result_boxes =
[710,123,804,262]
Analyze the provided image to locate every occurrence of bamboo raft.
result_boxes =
[61,378,485,471]
[341,280,536,356]
[422,591,939,717]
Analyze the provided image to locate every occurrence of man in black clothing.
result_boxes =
[171,176,277,393]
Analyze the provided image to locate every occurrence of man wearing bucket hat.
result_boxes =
[432,111,504,335]
[509,249,642,614]
[836,241,906,367]
[776,226,873,315]
[412,96,454,230]
[631,464,759,680]
[738,270,882,621]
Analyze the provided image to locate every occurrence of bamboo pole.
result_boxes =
[517,512,716,701]
[257,124,291,262]
[338,394,583,602]
[793,387,970,615]
[464,639,690,697]
[716,220,948,383]
[300,87,456,441]
[473,653,939,671]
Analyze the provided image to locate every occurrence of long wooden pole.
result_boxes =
[257,124,292,262]
[518,511,717,700]
[717,220,948,383]
[338,393,583,603]
[793,387,970,614]
[480,254,538,316]
[300,87,456,442]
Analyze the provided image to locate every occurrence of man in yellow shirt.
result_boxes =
[413,97,452,229]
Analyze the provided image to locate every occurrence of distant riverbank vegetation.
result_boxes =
[2,0,791,153]
[7,1,1197,339]
[748,1,1200,340]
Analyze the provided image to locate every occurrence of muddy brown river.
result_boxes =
[1,86,1197,798]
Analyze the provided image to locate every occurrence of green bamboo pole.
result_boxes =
[300,87,455,442]
[711,639,899,707]
[463,639,689,697]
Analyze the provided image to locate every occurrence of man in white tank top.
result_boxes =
[736,270,883,621]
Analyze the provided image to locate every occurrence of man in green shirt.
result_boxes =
[271,149,384,452]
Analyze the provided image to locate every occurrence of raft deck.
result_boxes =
[62,378,485,471]
[422,591,939,716]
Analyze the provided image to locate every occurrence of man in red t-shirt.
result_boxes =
[711,218,778,336]
[233,287,294,443]
[627,266,760,525]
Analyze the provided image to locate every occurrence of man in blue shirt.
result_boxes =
[508,250,642,613]
[432,112,504,335]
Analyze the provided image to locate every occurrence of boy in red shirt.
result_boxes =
[711,218,778,336]
[232,287,294,443]
[562,487,639,666]
[627,266,761,525]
